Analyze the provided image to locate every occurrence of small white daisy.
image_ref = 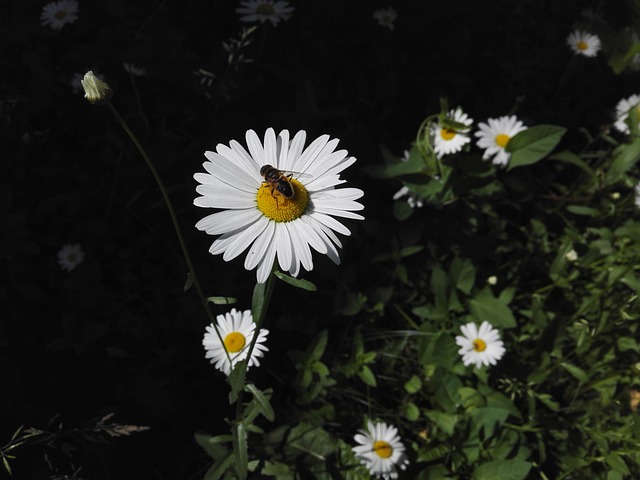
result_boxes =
[40,0,79,31]
[352,421,409,479]
[614,94,640,134]
[431,107,474,158]
[123,63,147,76]
[203,308,269,375]
[194,128,365,283]
[373,8,398,31]
[567,30,601,57]
[57,244,85,272]
[455,321,506,368]
[236,0,294,27]
[474,115,527,167]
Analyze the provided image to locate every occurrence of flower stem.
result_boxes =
[105,102,220,330]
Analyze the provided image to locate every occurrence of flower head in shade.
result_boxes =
[236,0,294,27]
[203,308,268,375]
[455,321,505,368]
[40,0,79,30]
[373,8,398,31]
[567,30,601,57]
[57,244,85,272]
[194,128,364,283]
[475,115,527,167]
[81,71,112,104]
[431,107,474,158]
[352,421,409,479]
[614,94,640,134]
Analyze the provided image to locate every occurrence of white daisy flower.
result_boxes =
[236,0,294,27]
[614,94,640,134]
[474,115,527,167]
[123,63,147,76]
[567,30,601,57]
[431,107,474,158]
[203,308,269,375]
[352,421,409,479]
[57,244,85,272]
[455,321,506,368]
[40,0,79,31]
[194,128,365,283]
[373,8,398,31]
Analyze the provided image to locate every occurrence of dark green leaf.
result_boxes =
[245,384,275,422]
[233,423,248,480]
[605,137,640,184]
[207,296,238,305]
[404,402,420,421]
[472,459,532,480]
[468,288,517,328]
[274,271,317,291]
[548,150,595,177]
[194,432,232,460]
[506,125,566,169]
[227,361,248,405]
[203,455,234,480]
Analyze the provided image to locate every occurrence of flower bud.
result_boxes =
[81,71,112,104]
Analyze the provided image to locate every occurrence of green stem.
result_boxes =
[105,102,230,358]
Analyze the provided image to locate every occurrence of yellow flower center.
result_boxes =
[256,177,309,223]
[55,10,68,19]
[577,40,588,51]
[495,133,510,148]
[224,332,246,353]
[440,127,457,141]
[373,440,393,459]
[472,338,487,352]
[257,3,276,15]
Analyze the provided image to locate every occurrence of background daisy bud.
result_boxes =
[81,71,113,104]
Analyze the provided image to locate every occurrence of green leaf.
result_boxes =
[207,296,238,305]
[506,125,567,169]
[245,384,275,422]
[548,150,595,177]
[472,459,532,480]
[194,432,232,460]
[566,205,599,216]
[233,423,248,480]
[309,330,328,361]
[605,137,640,184]
[274,271,317,291]
[404,402,420,421]
[227,361,248,405]
[605,453,630,475]
[357,365,377,387]
[203,455,235,480]
[424,410,458,435]
[184,272,194,292]
[251,281,267,326]
[394,200,414,221]
[560,362,588,384]
[404,375,422,394]
[468,288,517,328]
[449,257,476,295]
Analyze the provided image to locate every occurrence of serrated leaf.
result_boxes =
[274,271,317,291]
[245,384,275,422]
[506,125,566,169]
[233,423,248,480]
[227,361,248,405]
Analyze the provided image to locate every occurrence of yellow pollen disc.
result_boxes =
[224,332,246,353]
[440,127,457,141]
[495,133,510,148]
[256,177,309,223]
[373,440,393,459]
[54,10,68,19]
[257,3,275,14]
[472,338,487,352]
[577,41,588,51]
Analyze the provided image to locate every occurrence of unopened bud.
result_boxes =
[81,71,112,104]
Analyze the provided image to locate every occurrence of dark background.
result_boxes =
[1,0,637,478]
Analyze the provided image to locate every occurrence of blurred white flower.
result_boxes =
[203,309,269,375]
[40,0,79,30]
[373,8,398,31]
[565,249,578,262]
[475,115,527,167]
[236,0,294,27]
[456,321,505,368]
[431,107,474,158]
[487,275,498,285]
[352,421,409,479]
[614,94,640,134]
[57,244,85,272]
[567,30,601,57]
